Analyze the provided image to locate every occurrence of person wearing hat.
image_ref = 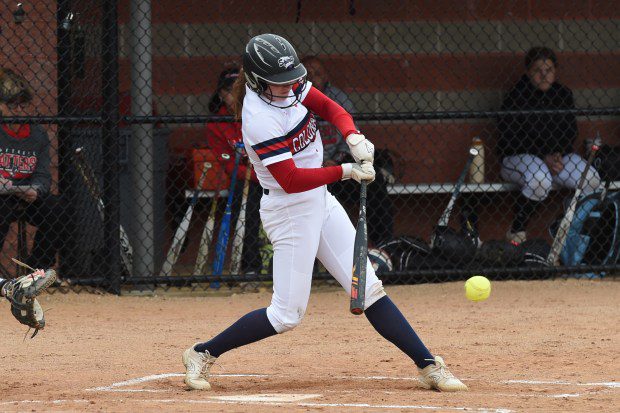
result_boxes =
[205,67,263,275]
[0,67,71,270]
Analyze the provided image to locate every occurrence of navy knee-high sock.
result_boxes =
[365,296,434,369]
[195,308,277,357]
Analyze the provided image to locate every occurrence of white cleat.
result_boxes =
[182,343,217,390]
[418,356,468,392]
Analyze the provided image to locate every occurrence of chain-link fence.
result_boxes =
[0,1,618,293]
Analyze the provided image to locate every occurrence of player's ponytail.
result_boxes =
[231,68,246,121]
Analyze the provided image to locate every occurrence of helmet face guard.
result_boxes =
[243,33,307,108]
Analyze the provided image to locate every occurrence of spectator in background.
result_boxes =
[205,67,262,274]
[0,67,70,269]
[302,56,394,246]
[497,47,600,244]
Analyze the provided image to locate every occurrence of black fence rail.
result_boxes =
[0,1,618,293]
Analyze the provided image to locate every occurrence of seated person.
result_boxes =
[0,67,70,270]
[497,47,600,244]
[205,67,262,274]
[302,55,394,246]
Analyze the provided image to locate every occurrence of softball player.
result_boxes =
[183,33,467,392]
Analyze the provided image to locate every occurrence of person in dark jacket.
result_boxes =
[0,67,70,269]
[497,47,600,244]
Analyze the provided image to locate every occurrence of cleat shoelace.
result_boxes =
[197,353,217,379]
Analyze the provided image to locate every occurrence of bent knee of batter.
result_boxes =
[364,280,387,310]
[266,305,306,333]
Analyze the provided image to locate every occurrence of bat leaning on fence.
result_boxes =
[211,143,243,284]
[429,147,478,249]
[73,147,133,275]
[350,180,368,315]
[229,160,253,275]
[160,160,213,277]
[547,144,600,266]
[193,153,230,275]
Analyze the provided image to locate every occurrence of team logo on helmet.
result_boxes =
[278,56,294,69]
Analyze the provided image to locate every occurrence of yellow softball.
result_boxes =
[464,275,491,302]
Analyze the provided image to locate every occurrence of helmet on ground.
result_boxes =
[368,248,393,275]
[377,235,430,271]
[431,226,477,265]
[521,238,551,267]
[243,33,307,106]
[476,239,525,267]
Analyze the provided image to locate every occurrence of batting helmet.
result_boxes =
[431,226,477,265]
[368,248,393,275]
[476,239,525,267]
[521,238,551,267]
[377,236,430,271]
[243,33,307,106]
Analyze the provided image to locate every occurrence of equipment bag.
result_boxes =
[551,190,620,274]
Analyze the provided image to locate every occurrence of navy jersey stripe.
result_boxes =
[252,135,287,151]
[256,146,290,161]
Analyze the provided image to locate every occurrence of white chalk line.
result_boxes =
[86,373,264,391]
[89,372,619,393]
[504,379,620,388]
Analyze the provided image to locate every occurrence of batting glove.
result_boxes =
[346,133,374,164]
[342,161,375,183]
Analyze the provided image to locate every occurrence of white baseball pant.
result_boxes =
[260,185,386,333]
[501,153,601,201]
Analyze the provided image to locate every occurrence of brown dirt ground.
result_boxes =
[1,279,618,413]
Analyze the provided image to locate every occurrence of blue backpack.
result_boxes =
[552,190,620,277]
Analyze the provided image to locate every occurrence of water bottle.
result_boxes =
[469,136,485,184]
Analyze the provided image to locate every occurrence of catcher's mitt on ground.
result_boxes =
[2,269,56,337]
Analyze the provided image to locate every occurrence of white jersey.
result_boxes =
[242,81,324,190]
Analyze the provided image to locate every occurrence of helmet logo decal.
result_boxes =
[278,56,294,69]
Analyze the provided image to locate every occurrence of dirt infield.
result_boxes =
[1,279,618,412]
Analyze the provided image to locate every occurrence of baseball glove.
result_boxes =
[2,269,56,337]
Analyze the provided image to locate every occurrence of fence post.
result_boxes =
[102,0,121,294]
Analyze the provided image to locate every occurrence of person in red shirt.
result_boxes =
[205,68,262,274]
[0,67,71,271]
